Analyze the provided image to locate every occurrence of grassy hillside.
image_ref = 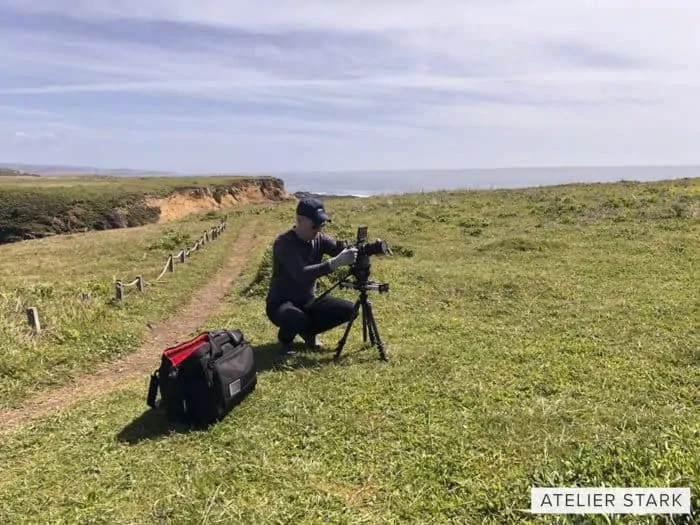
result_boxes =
[1,177,699,524]
[0,204,276,410]
[0,174,287,243]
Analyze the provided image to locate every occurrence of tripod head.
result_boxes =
[339,279,389,293]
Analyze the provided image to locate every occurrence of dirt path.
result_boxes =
[0,220,259,434]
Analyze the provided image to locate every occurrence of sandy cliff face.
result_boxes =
[146,178,294,222]
[0,177,294,244]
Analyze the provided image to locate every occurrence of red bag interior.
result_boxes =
[163,333,209,366]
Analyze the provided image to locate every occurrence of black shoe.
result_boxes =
[278,340,297,356]
[302,333,323,350]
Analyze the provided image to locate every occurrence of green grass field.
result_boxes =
[0,173,278,192]
[1,177,698,524]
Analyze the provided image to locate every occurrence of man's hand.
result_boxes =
[375,238,392,255]
[329,247,358,269]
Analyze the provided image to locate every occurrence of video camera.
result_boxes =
[340,226,391,290]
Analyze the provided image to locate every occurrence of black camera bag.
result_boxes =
[146,329,257,426]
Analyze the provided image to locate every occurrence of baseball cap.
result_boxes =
[296,197,331,227]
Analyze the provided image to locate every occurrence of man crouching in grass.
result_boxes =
[265,197,358,356]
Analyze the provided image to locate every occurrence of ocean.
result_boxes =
[275,165,700,197]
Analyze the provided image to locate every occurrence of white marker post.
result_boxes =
[26,307,41,333]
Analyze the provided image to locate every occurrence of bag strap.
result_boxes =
[208,332,224,361]
[146,371,159,408]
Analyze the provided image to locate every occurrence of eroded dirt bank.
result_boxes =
[147,178,292,222]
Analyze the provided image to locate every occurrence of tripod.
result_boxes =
[305,268,389,361]
[334,280,388,361]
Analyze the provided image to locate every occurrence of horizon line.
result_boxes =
[4,160,700,176]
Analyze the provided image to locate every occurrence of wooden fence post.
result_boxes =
[137,276,144,292]
[26,307,41,333]
[179,249,186,263]
[115,280,124,300]
[168,255,174,272]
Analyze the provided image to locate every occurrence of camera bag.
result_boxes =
[146,329,257,426]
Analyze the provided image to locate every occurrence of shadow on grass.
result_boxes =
[252,340,386,372]
[252,342,337,372]
[116,408,194,445]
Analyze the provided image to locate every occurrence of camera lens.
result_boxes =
[365,240,388,256]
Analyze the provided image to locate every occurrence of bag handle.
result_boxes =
[208,329,245,361]
[208,332,225,361]
[226,329,244,345]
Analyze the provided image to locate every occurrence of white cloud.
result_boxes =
[1,0,700,171]
[0,105,58,117]
[14,130,56,138]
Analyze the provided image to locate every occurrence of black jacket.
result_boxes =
[266,228,344,307]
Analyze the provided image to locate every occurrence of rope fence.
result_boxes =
[21,214,229,333]
[115,214,228,301]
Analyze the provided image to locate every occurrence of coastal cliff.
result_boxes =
[0,175,292,244]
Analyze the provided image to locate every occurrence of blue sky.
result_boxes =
[1,0,699,173]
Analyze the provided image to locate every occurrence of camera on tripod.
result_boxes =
[331,226,391,360]
[308,225,392,361]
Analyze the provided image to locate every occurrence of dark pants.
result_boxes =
[266,296,357,344]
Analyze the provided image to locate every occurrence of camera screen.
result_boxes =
[356,226,368,244]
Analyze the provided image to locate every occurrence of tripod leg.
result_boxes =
[360,297,375,346]
[365,299,375,345]
[364,300,388,361]
[362,300,369,343]
[334,298,361,360]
